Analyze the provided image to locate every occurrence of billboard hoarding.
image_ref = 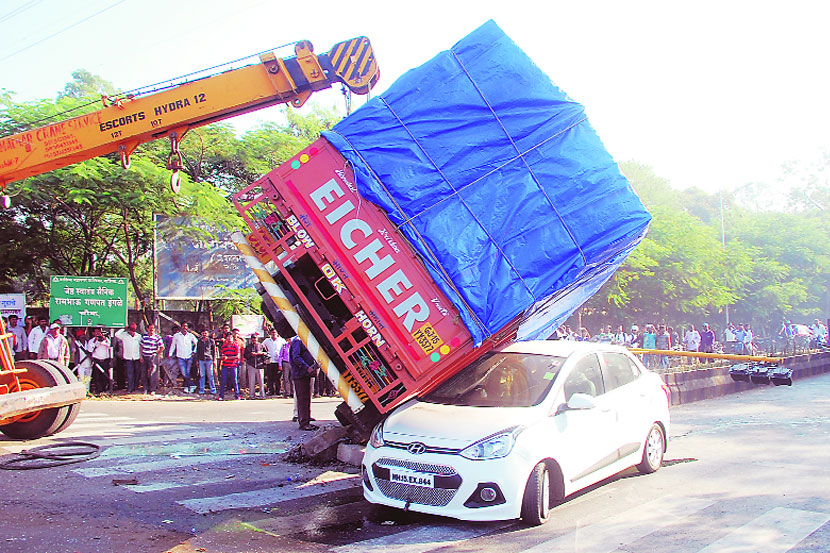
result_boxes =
[154,215,257,300]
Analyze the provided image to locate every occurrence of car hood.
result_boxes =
[382,400,541,450]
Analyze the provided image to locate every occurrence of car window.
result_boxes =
[601,352,640,391]
[422,352,566,407]
[563,353,604,400]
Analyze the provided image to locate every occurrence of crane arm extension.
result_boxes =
[0,37,377,190]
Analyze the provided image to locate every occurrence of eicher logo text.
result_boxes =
[309,178,430,332]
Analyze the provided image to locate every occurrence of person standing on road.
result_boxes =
[231,328,246,391]
[140,324,164,395]
[169,323,199,393]
[262,329,285,397]
[37,323,70,366]
[699,323,716,355]
[244,332,267,399]
[195,327,217,396]
[290,336,318,431]
[218,332,241,401]
[87,327,113,394]
[683,324,701,364]
[655,324,672,370]
[7,314,27,361]
[280,337,293,400]
[116,324,143,393]
[28,316,50,360]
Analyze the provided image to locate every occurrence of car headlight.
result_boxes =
[460,426,525,460]
[368,421,385,448]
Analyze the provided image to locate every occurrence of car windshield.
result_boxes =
[422,352,566,407]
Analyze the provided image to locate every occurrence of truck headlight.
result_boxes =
[460,426,525,460]
[368,421,385,448]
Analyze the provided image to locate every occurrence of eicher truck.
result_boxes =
[232,21,652,439]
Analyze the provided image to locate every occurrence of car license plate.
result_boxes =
[388,468,435,488]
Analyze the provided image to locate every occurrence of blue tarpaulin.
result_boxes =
[323,20,651,345]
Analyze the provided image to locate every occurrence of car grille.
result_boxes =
[374,457,460,507]
[376,457,457,476]
[376,479,457,506]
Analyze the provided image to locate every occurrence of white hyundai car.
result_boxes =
[361,340,671,525]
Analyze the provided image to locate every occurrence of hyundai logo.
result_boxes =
[407,442,427,455]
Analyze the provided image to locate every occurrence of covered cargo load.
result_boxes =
[323,20,651,345]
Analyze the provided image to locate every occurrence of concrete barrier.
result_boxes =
[664,350,830,406]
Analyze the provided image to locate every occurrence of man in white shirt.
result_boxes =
[87,327,113,394]
[116,323,143,393]
[169,322,199,393]
[28,316,50,360]
[262,329,286,396]
[7,315,27,361]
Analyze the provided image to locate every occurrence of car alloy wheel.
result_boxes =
[637,423,665,474]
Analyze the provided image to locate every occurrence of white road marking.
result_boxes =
[73,454,244,477]
[697,507,829,553]
[522,496,714,553]
[331,524,497,553]
[179,472,361,514]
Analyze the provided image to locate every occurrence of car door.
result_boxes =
[598,351,646,462]
[550,352,616,488]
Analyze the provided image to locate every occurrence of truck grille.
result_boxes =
[376,479,457,507]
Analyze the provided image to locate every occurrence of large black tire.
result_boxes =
[521,462,552,526]
[38,360,82,434]
[1,361,70,440]
[636,423,665,474]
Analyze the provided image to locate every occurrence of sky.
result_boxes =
[2,0,829,197]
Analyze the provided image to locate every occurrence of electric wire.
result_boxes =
[0,0,128,63]
[0,0,46,25]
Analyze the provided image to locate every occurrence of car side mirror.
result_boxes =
[555,393,597,415]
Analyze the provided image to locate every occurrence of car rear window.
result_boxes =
[422,352,566,407]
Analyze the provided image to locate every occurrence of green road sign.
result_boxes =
[50,276,128,328]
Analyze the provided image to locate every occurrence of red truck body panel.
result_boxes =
[233,138,516,414]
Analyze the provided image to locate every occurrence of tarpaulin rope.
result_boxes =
[449,49,589,269]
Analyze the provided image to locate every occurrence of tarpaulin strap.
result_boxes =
[449,49,589,269]
[325,130,489,337]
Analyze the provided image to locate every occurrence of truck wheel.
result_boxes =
[0,361,71,440]
[37,360,82,434]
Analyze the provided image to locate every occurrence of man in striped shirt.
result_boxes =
[141,324,165,394]
[218,332,241,401]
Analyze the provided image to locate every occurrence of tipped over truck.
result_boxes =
[233,20,651,439]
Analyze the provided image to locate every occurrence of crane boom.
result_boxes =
[0,37,378,192]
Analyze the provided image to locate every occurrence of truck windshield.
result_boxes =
[422,352,565,407]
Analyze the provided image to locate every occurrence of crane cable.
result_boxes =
[14,41,301,131]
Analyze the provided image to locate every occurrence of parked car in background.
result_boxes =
[362,341,671,525]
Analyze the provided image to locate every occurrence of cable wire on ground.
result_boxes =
[0,441,101,470]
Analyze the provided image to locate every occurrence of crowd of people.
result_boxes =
[552,318,828,369]
[2,314,337,432]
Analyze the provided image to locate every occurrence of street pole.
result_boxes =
[720,191,729,328]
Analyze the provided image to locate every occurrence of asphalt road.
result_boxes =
[1,373,829,553]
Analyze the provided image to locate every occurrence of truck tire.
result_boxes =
[37,360,82,434]
[0,361,72,440]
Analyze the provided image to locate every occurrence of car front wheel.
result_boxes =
[521,462,552,525]
[636,423,665,474]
